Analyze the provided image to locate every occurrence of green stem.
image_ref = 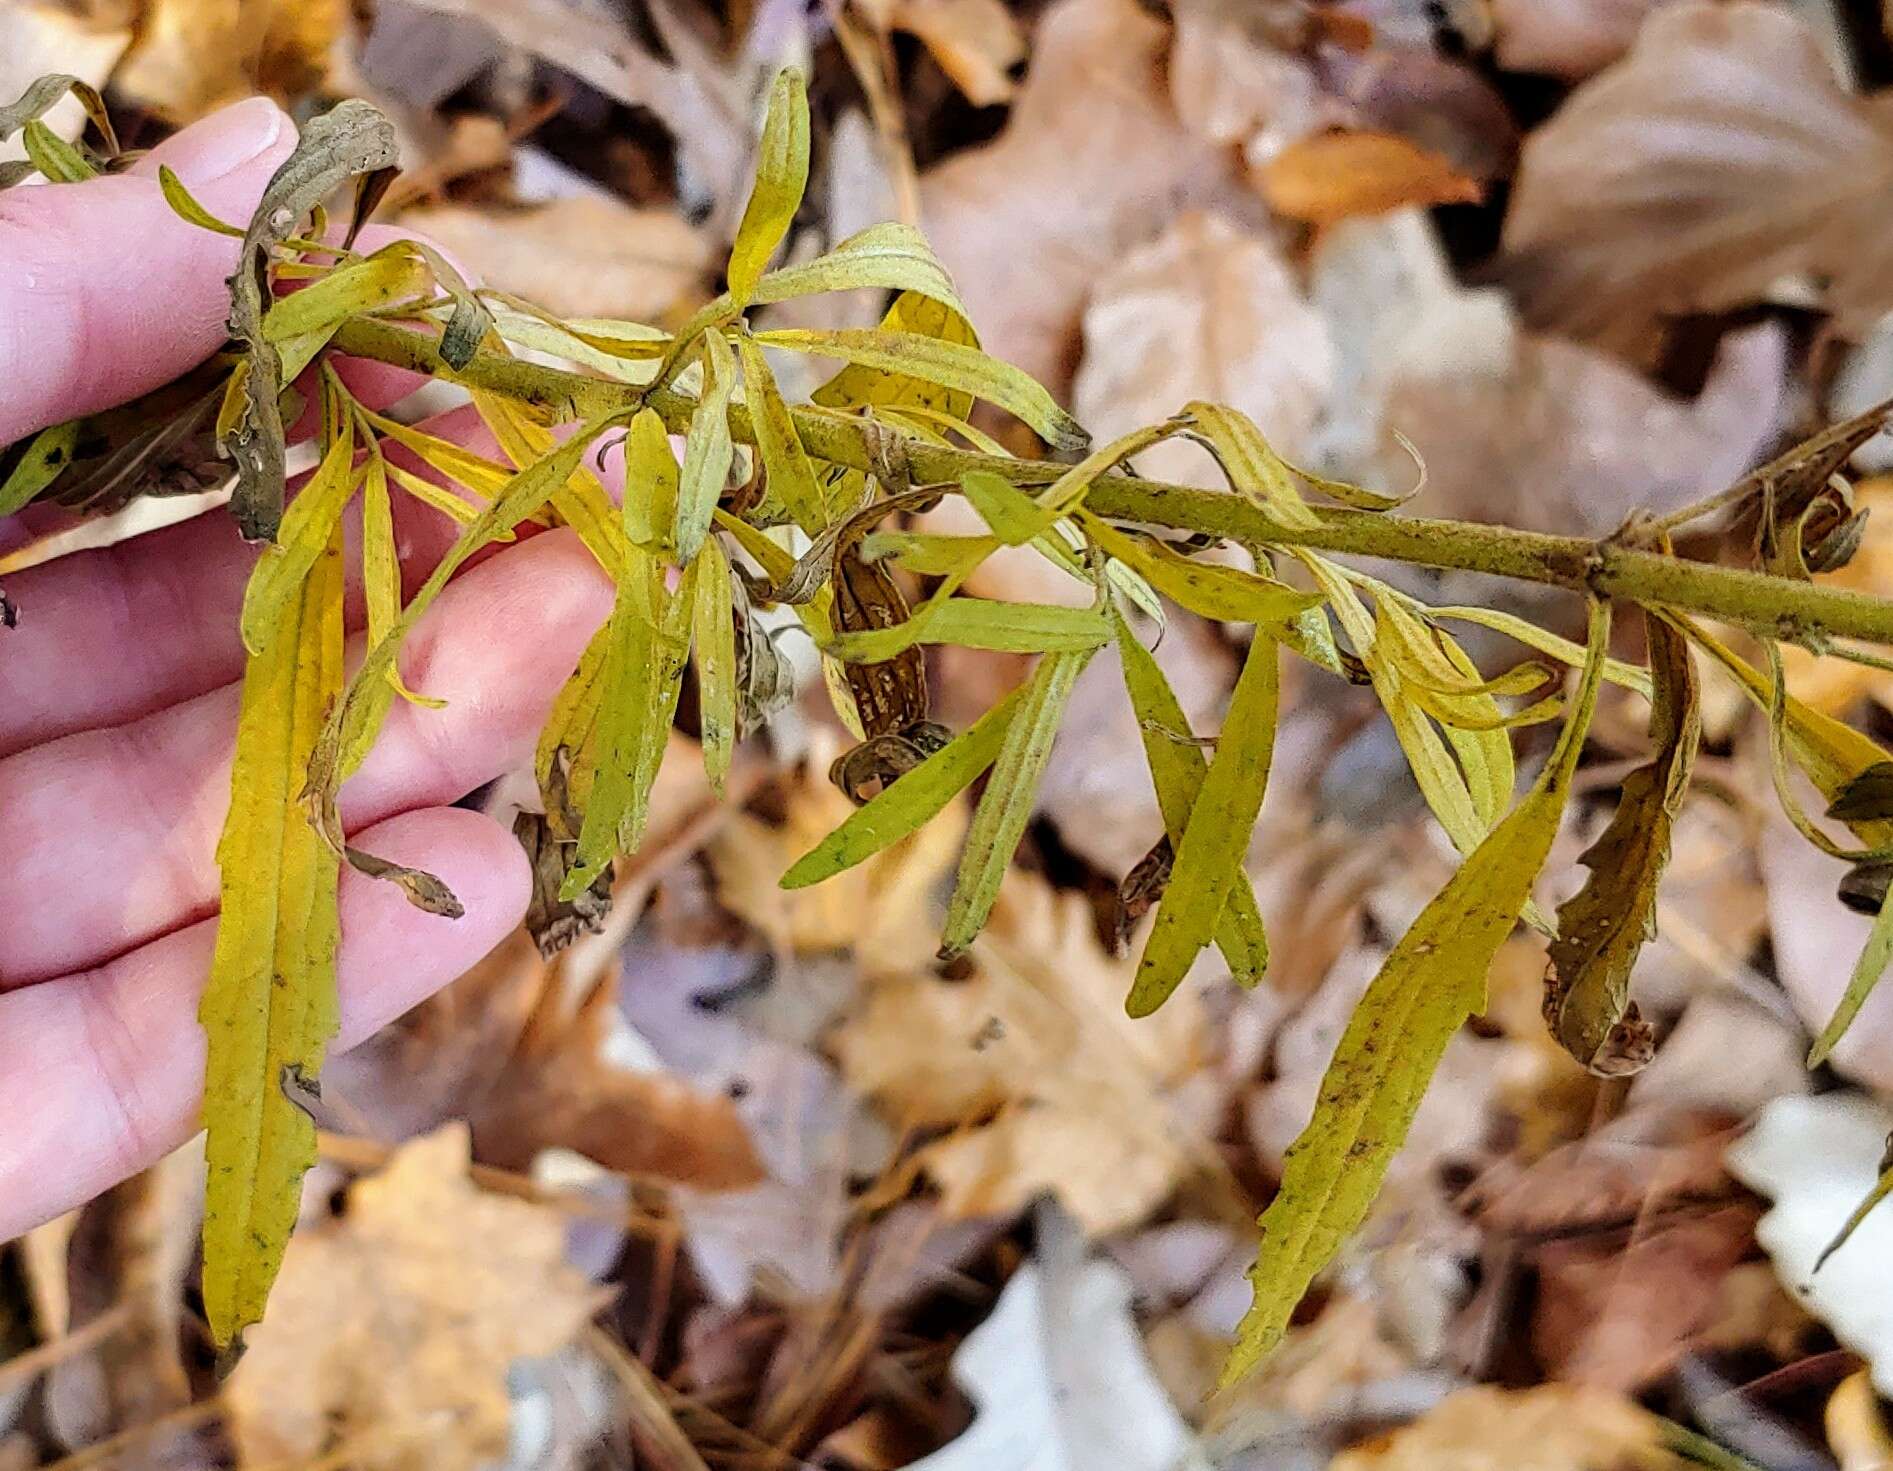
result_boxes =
[330,317,1893,648]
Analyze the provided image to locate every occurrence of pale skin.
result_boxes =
[0,100,613,1237]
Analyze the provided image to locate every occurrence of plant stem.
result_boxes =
[330,317,1893,648]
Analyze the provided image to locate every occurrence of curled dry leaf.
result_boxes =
[919,0,1241,393]
[1259,131,1482,227]
[1500,2,1893,343]
[1072,210,1333,487]
[1491,0,1677,80]
[224,1125,607,1471]
[399,196,713,322]
[829,871,1213,1234]
[111,0,343,120]
[1328,1384,1686,1470]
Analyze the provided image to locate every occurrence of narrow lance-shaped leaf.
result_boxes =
[1817,1133,1893,1270]
[1221,600,1612,1387]
[620,407,681,551]
[1805,761,1893,1065]
[781,682,1034,888]
[828,598,1110,659]
[1544,610,1699,1074]
[694,537,739,794]
[674,330,736,561]
[755,327,1088,452]
[0,74,117,153]
[1081,512,1319,627]
[239,407,359,654]
[747,221,965,315]
[261,249,431,344]
[1113,605,1271,986]
[940,647,1097,956]
[359,446,443,709]
[199,519,347,1349]
[734,334,828,533]
[225,99,399,542]
[564,550,694,896]
[22,120,96,182]
[159,163,245,236]
[1184,401,1320,530]
[726,68,810,309]
[472,390,631,579]
[1126,630,1280,1017]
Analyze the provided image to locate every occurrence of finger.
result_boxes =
[0,527,611,984]
[0,805,528,1240]
[0,99,295,446]
[0,403,536,760]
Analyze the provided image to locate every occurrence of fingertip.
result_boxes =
[335,806,530,1047]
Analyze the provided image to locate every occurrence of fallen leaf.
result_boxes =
[919,0,1242,393]
[1309,208,1788,544]
[707,733,968,974]
[1168,0,1330,166]
[1259,131,1482,226]
[904,1204,1210,1470]
[1072,210,1334,488]
[224,1125,607,1471]
[870,0,1025,106]
[830,870,1213,1234]
[1329,1384,1686,1470]
[398,196,712,322]
[1491,0,1677,79]
[1726,1093,1893,1398]
[114,0,345,120]
[1530,1205,1758,1391]
[1500,2,1893,344]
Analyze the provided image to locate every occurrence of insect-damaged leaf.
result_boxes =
[782,681,1032,888]
[225,99,399,543]
[199,520,346,1349]
[726,68,810,310]
[755,328,1088,452]
[0,419,79,517]
[1113,605,1270,986]
[1545,612,1699,1075]
[939,647,1096,955]
[1222,601,1611,1387]
[1126,630,1280,1017]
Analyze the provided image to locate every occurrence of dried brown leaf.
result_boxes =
[1329,1384,1686,1470]
[1260,130,1482,226]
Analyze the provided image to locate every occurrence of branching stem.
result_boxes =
[331,316,1893,648]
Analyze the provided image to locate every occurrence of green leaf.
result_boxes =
[359,448,443,709]
[674,330,736,561]
[782,682,1033,888]
[1432,605,1654,696]
[748,221,964,315]
[262,249,430,343]
[225,99,399,542]
[0,419,79,517]
[21,118,95,181]
[199,516,346,1349]
[1545,612,1699,1073]
[1126,631,1280,1016]
[755,328,1089,452]
[940,648,1096,954]
[1113,606,1271,986]
[158,163,245,235]
[726,68,810,309]
[1811,881,1893,1069]
[564,550,694,894]
[621,406,680,551]
[1816,1140,1893,1271]
[1221,601,1611,1386]
[1184,401,1320,531]
[961,468,1054,545]
[734,333,829,533]
[812,291,980,422]
[239,415,360,655]
[694,537,739,794]
[829,598,1110,659]
[1080,512,1319,627]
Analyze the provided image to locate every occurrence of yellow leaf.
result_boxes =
[726,68,810,308]
[200,518,347,1349]
[1222,601,1610,1384]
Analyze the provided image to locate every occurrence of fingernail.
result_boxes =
[142,97,287,184]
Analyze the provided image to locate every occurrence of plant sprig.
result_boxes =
[10,70,1893,1379]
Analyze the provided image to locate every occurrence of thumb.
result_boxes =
[0,98,294,447]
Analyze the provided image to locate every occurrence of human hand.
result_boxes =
[0,100,612,1238]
